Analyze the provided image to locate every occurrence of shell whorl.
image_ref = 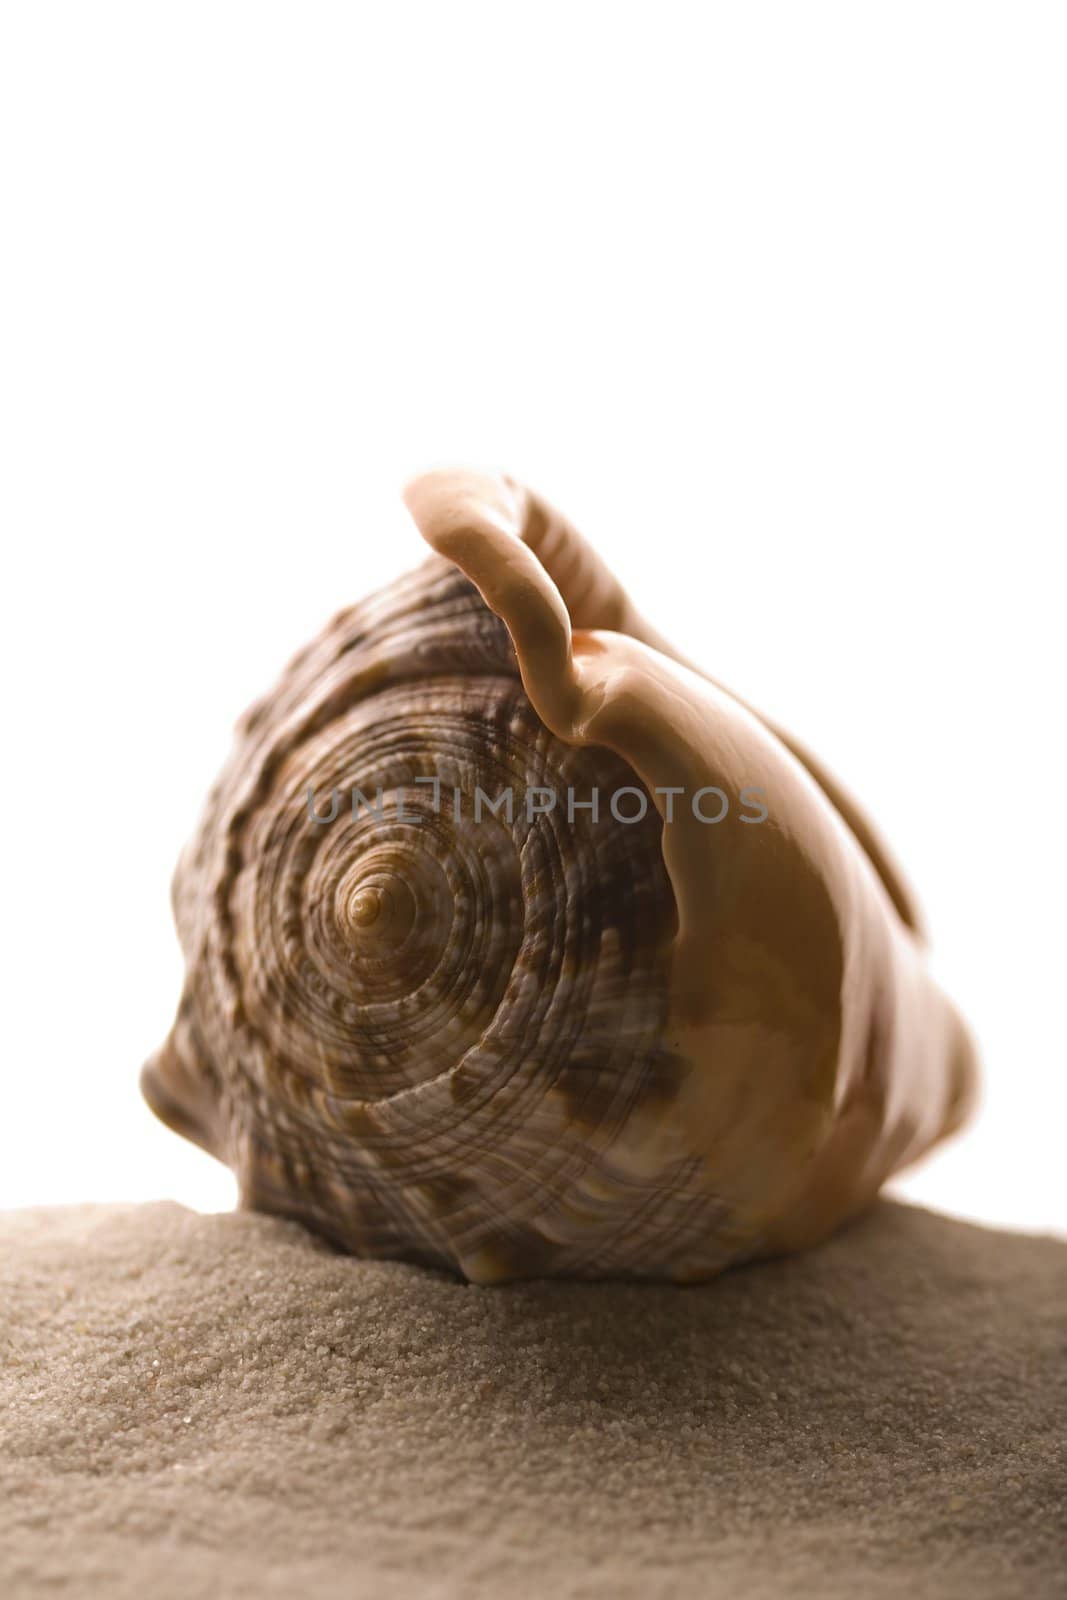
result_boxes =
[148,561,700,1282]
[144,471,978,1283]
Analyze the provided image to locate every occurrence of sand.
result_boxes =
[0,1200,1063,1599]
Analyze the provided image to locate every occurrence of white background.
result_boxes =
[1,3,1064,1236]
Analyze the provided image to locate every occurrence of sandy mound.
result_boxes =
[0,1200,1063,1599]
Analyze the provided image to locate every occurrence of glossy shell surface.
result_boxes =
[143,471,977,1282]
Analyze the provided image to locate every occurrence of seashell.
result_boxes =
[142,470,978,1283]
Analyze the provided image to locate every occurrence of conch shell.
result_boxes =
[143,470,978,1282]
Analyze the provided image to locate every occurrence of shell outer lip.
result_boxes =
[404,467,980,1253]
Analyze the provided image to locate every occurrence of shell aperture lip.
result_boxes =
[406,469,979,1255]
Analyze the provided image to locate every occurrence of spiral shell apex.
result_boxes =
[143,470,978,1283]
